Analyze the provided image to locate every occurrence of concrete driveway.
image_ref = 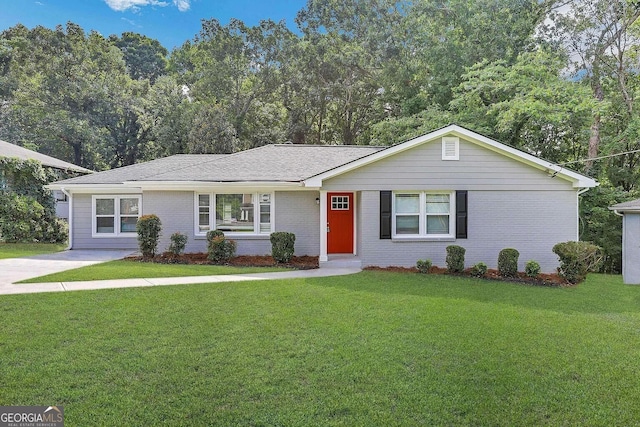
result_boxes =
[0,249,134,287]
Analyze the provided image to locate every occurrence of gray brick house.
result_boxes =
[48,125,597,272]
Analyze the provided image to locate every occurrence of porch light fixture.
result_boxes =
[315,197,320,205]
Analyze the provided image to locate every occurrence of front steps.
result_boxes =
[320,254,362,269]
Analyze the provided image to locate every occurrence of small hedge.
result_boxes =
[416,259,432,274]
[552,241,603,284]
[470,262,488,278]
[525,260,541,278]
[498,248,519,277]
[207,231,237,264]
[446,245,465,273]
[270,232,296,263]
[137,214,162,258]
[168,232,188,256]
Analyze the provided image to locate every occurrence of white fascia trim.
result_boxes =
[304,124,598,189]
[45,184,143,194]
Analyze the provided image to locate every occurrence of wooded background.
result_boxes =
[1,0,638,272]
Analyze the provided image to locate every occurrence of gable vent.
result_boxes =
[442,137,459,160]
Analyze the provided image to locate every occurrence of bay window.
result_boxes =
[92,195,141,237]
[196,192,272,236]
[393,191,454,238]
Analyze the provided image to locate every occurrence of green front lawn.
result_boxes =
[0,242,67,259]
[19,259,290,283]
[1,272,638,425]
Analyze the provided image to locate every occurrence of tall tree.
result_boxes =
[109,32,168,83]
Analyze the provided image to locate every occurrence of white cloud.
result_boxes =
[104,0,190,12]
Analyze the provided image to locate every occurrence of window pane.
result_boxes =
[396,194,420,214]
[120,216,138,233]
[120,198,139,215]
[216,194,254,232]
[427,215,449,234]
[260,204,270,223]
[199,194,210,207]
[96,199,114,215]
[96,217,114,233]
[426,194,450,214]
[396,215,419,234]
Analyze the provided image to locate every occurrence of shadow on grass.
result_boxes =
[308,271,640,315]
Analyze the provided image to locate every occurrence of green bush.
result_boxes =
[0,193,67,243]
[552,241,603,284]
[416,259,432,274]
[206,230,225,242]
[136,214,162,258]
[270,232,296,263]
[470,262,488,277]
[498,248,519,277]
[168,232,188,256]
[208,234,237,264]
[525,260,541,278]
[446,245,465,273]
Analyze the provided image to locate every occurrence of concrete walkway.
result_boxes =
[0,250,361,295]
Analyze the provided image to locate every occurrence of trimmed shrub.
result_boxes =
[525,260,541,278]
[552,241,603,284]
[416,259,432,274]
[270,232,296,263]
[498,248,519,277]
[208,234,237,264]
[168,232,188,256]
[470,262,488,277]
[137,214,162,258]
[446,245,466,273]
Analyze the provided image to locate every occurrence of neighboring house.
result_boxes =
[48,125,597,272]
[0,139,92,219]
[609,199,640,284]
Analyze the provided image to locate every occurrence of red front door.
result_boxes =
[327,192,354,254]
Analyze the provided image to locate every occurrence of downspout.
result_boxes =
[576,187,590,241]
[61,188,73,250]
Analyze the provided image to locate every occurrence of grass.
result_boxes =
[0,242,66,259]
[19,259,290,283]
[1,271,639,425]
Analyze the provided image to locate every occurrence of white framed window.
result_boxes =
[393,191,454,238]
[442,136,459,160]
[195,192,273,236]
[92,195,141,237]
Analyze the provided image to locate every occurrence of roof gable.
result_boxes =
[0,139,92,174]
[303,125,598,189]
[610,198,640,212]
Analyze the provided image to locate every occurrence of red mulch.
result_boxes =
[364,265,571,287]
[126,253,320,269]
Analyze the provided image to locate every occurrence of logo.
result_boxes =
[0,406,64,427]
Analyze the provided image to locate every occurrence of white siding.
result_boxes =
[622,213,640,284]
[357,190,577,273]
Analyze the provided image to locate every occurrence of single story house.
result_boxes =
[0,139,92,219]
[609,199,640,284]
[48,125,597,272]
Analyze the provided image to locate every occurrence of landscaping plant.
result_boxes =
[498,248,519,277]
[207,232,237,264]
[416,259,432,274]
[270,232,296,263]
[525,260,541,278]
[470,262,488,277]
[136,214,162,258]
[553,241,603,284]
[445,245,465,273]
[168,232,188,256]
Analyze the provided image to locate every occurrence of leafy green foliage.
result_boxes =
[525,260,541,278]
[207,232,237,264]
[136,214,162,258]
[416,259,432,274]
[167,232,188,256]
[270,231,296,263]
[553,241,604,284]
[470,262,488,278]
[446,245,466,273]
[498,248,520,278]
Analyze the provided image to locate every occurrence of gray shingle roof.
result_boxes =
[0,139,92,173]
[610,198,640,211]
[52,145,384,186]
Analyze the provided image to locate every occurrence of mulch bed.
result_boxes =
[125,253,320,270]
[364,265,571,287]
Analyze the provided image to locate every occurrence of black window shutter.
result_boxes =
[380,191,392,239]
[456,190,468,239]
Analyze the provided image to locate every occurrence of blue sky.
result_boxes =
[0,0,308,50]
